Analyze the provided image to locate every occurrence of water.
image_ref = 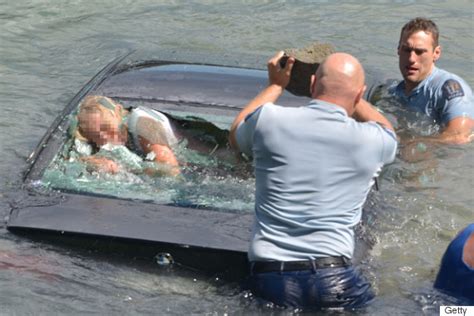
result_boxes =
[0,0,472,314]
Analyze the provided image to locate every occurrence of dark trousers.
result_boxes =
[247,264,374,310]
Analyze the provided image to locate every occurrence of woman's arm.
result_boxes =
[80,155,120,173]
[139,137,180,176]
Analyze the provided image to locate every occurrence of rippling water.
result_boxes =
[1,1,472,314]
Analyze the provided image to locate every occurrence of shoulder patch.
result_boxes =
[442,79,464,101]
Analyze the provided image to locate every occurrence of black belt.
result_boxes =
[251,256,351,273]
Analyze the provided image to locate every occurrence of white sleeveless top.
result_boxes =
[127,107,178,154]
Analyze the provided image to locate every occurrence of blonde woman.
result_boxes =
[75,95,179,175]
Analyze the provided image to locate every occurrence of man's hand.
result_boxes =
[267,51,295,89]
[353,99,395,132]
[229,51,294,151]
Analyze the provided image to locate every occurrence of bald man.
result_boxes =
[229,51,397,310]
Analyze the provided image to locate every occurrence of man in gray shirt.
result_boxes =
[230,51,397,310]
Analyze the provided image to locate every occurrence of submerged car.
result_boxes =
[6,54,307,278]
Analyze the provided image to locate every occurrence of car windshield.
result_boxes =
[40,99,255,213]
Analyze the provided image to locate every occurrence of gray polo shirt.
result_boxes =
[236,100,397,261]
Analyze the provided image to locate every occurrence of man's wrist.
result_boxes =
[267,83,285,93]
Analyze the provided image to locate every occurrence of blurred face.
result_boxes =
[398,30,440,93]
[80,111,125,147]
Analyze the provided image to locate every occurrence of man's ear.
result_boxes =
[354,85,367,107]
[310,74,316,97]
[433,45,441,62]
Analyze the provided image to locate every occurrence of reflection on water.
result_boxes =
[0,239,243,315]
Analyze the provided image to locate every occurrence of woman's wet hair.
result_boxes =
[75,95,127,143]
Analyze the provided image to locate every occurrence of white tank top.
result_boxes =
[127,107,178,154]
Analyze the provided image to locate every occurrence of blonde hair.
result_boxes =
[75,95,128,143]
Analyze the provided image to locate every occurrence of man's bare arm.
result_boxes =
[353,99,395,132]
[229,51,295,150]
[436,116,474,144]
[398,116,473,162]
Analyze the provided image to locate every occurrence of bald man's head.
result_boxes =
[311,53,366,114]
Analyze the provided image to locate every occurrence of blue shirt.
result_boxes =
[434,224,474,301]
[390,67,474,125]
[236,100,397,261]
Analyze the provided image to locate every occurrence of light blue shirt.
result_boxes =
[390,67,474,125]
[236,100,397,261]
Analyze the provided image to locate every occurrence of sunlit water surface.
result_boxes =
[0,1,472,314]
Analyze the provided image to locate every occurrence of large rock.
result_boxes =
[282,42,335,97]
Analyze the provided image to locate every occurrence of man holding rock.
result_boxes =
[230,51,397,310]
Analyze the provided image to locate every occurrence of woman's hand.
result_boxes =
[139,136,180,176]
[80,156,120,173]
[148,143,180,176]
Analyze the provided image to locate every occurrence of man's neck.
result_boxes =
[404,81,418,95]
[314,95,351,115]
[404,66,436,95]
